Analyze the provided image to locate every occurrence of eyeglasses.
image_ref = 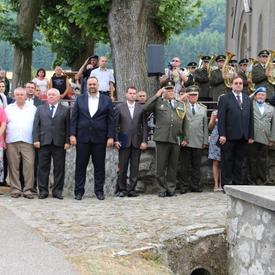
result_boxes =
[233,82,243,85]
[172,60,179,62]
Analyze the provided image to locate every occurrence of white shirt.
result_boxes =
[256,102,265,115]
[127,101,135,119]
[49,103,58,117]
[189,102,196,112]
[232,91,243,104]
[90,67,115,91]
[88,92,100,117]
[26,97,34,105]
[5,102,37,144]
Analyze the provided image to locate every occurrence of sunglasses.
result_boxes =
[233,82,243,85]
[191,66,196,69]
[172,60,179,62]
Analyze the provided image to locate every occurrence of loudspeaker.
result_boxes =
[147,44,165,76]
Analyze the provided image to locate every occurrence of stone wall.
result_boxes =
[62,142,214,197]
[225,186,275,275]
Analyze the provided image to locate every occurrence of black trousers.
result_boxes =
[117,146,141,192]
[179,147,203,191]
[75,142,106,196]
[38,144,66,196]
[246,142,268,185]
[221,139,246,186]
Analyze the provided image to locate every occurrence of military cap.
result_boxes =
[201,56,211,61]
[187,62,197,67]
[216,55,226,62]
[258,50,270,57]
[90,54,99,59]
[239,58,249,65]
[254,86,267,95]
[229,59,238,65]
[186,85,199,94]
[161,79,175,89]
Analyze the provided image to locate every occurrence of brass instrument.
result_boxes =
[197,54,203,69]
[222,51,236,88]
[246,58,258,92]
[208,54,217,77]
[266,50,275,85]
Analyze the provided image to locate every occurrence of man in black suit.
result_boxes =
[114,86,148,197]
[70,76,114,200]
[33,88,70,199]
[218,76,254,187]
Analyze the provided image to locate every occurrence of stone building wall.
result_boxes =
[226,186,275,275]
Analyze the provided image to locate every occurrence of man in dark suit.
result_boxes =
[218,76,254,187]
[70,76,114,200]
[33,88,70,199]
[114,86,148,197]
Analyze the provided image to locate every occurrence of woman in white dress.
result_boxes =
[32,68,49,101]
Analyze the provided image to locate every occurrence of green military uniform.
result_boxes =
[252,63,275,99]
[144,92,186,195]
[178,98,208,192]
[209,69,227,101]
[194,68,210,100]
[238,70,250,95]
[247,99,275,185]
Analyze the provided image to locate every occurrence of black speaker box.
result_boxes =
[147,44,165,76]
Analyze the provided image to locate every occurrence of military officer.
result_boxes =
[144,79,186,197]
[209,55,227,101]
[194,56,211,101]
[179,85,208,192]
[238,58,250,95]
[246,87,275,185]
[252,50,275,99]
[183,62,197,88]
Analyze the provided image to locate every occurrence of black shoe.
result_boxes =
[96,193,105,200]
[75,194,82,200]
[23,193,34,199]
[167,191,177,197]
[0,181,9,187]
[191,188,203,193]
[11,193,21,198]
[117,191,126,198]
[158,192,166,197]
[180,189,188,194]
[128,191,139,197]
[31,188,38,194]
[39,194,48,199]
[53,194,63,200]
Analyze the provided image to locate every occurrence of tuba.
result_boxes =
[247,58,258,92]
[208,54,217,77]
[222,51,236,88]
[266,50,275,85]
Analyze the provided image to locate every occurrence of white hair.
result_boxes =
[14,87,26,95]
[47,88,60,96]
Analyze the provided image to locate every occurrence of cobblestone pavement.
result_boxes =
[0,189,227,274]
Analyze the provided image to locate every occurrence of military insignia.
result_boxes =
[160,104,164,109]
[176,105,186,120]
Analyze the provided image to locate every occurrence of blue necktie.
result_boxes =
[49,105,55,117]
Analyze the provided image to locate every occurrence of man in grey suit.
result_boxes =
[33,88,70,199]
[114,87,148,197]
[246,86,275,185]
[179,86,208,192]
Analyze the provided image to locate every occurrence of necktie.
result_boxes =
[49,105,55,117]
[236,95,242,109]
[169,100,173,109]
[191,104,195,115]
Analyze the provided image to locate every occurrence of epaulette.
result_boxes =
[198,102,207,108]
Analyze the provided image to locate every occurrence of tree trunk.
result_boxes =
[12,0,44,91]
[70,36,95,72]
[108,0,165,100]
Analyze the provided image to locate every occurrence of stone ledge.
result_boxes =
[224,185,275,211]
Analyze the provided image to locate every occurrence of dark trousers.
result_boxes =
[75,142,106,196]
[38,145,66,196]
[246,142,268,185]
[179,147,203,191]
[155,141,179,193]
[117,146,141,192]
[221,140,246,186]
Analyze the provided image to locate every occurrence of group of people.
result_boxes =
[0,49,275,200]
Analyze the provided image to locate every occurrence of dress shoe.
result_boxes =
[117,191,126,197]
[11,193,21,198]
[158,192,166,197]
[75,194,82,200]
[167,191,177,197]
[180,189,187,194]
[96,193,105,200]
[128,191,139,197]
[52,194,63,200]
[191,188,203,193]
[39,194,48,199]
[23,193,34,199]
